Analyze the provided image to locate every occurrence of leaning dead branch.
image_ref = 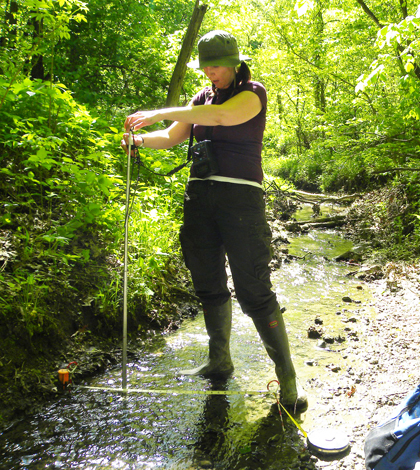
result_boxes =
[286,189,362,205]
[285,215,347,230]
[288,215,346,226]
[264,181,362,205]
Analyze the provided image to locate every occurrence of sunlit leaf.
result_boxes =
[405,62,415,73]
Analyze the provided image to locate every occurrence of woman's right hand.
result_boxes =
[124,110,161,132]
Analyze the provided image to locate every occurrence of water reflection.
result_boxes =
[191,380,230,468]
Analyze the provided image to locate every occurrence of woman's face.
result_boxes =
[203,66,235,89]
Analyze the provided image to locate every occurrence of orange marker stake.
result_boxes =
[58,369,70,389]
[58,361,78,390]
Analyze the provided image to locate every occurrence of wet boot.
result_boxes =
[180,299,234,378]
[253,307,308,413]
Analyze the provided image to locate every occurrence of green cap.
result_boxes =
[188,30,251,69]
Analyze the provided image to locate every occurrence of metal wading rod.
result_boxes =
[122,132,134,390]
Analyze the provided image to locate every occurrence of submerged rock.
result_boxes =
[355,265,383,280]
[307,325,323,339]
[334,245,366,262]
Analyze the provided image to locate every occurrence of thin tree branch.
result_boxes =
[399,0,408,19]
[354,0,384,28]
[355,0,420,80]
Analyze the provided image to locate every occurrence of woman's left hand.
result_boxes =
[124,110,161,132]
[120,133,142,155]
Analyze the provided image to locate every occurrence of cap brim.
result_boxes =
[187,54,251,69]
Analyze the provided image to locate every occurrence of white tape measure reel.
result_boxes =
[307,428,350,455]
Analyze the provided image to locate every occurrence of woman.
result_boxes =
[122,30,308,413]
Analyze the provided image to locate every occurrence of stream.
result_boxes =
[0,205,374,470]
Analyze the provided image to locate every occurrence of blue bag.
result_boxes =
[364,384,420,470]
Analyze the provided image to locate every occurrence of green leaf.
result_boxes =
[405,62,415,73]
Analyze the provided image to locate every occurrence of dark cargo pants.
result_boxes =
[179,180,279,319]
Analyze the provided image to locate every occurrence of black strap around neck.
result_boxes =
[187,125,194,162]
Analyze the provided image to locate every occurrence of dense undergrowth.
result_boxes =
[345,181,420,262]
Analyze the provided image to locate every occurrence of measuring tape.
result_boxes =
[79,385,268,396]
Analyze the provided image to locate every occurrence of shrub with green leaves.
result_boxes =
[1,79,119,339]
[0,77,188,353]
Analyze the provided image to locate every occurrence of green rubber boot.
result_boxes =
[180,299,234,378]
[253,307,308,413]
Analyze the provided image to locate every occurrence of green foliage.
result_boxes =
[89,175,187,332]
[0,0,88,105]
[0,78,118,339]
[240,0,420,193]
[0,71,190,342]
[52,0,198,111]
[0,60,193,351]
[0,0,199,372]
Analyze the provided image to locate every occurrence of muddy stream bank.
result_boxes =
[1,205,419,470]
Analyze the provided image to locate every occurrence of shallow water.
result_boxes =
[0,206,373,470]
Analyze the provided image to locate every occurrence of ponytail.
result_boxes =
[236,62,252,87]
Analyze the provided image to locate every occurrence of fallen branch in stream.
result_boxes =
[285,189,362,205]
[264,181,362,206]
[285,215,347,230]
[265,182,361,223]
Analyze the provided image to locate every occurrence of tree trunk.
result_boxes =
[313,4,326,113]
[165,0,208,108]
[30,17,45,80]
[1,0,18,47]
[286,215,346,226]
